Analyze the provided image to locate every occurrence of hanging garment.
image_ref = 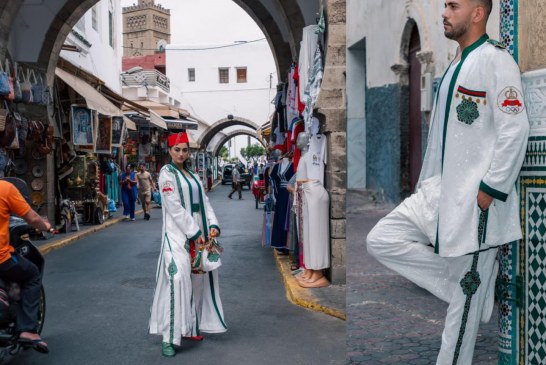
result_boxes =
[298,134,327,185]
[270,161,294,249]
[301,180,330,270]
[298,25,319,103]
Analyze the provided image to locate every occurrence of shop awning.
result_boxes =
[148,109,168,130]
[56,68,137,131]
[123,116,137,130]
[56,68,121,116]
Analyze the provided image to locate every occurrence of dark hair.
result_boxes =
[473,0,492,17]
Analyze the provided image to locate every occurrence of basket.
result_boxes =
[0,109,7,132]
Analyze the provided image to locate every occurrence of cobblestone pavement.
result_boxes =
[347,190,498,365]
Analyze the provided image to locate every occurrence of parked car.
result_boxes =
[221,164,234,185]
[221,164,252,190]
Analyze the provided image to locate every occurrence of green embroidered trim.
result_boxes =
[186,168,210,241]
[436,33,489,254]
[456,98,480,125]
[441,33,489,166]
[452,210,488,364]
[210,225,221,235]
[479,180,508,202]
[208,252,221,262]
[487,39,506,49]
[164,233,177,345]
[208,272,227,329]
[166,164,186,209]
[188,230,202,242]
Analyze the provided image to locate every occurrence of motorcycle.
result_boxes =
[0,178,46,361]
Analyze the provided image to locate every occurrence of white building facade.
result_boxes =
[166,40,277,156]
[60,0,123,92]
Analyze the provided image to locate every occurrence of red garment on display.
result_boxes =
[293,66,305,115]
[292,120,305,171]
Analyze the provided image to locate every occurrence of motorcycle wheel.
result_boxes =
[36,286,46,334]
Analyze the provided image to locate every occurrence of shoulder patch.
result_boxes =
[161,181,175,196]
[497,86,524,114]
[487,39,506,49]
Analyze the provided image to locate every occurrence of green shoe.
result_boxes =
[162,342,175,357]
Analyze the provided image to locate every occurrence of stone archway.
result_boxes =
[211,129,267,156]
[2,0,312,84]
[198,116,261,149]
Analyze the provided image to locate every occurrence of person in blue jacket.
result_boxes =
[120,164,138,220]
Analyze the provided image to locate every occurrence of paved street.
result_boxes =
[11,184,344,365]
[346,190,498,365]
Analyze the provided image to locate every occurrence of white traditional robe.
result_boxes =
[149,164,227,345]
[419,34,529,257]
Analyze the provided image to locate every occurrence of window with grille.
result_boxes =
[92,6,98,31]
[236,67,247,83]
[108,11,113,47]
[219,68,229,83]
[188,68,195,82]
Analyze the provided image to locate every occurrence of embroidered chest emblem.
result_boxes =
[497,86,524,114]
[161,181,174,196]
[456,98,480,125]
[455,86,486,125]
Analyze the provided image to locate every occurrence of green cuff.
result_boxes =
[210,225,221,236]
[188,230,202,241]
[480,181,508,202]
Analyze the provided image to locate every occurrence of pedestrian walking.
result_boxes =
[149,132,227,357]
[136,162,155,220]
[120,164,138,221]
[366,1,529,364]
[228,166,242,200]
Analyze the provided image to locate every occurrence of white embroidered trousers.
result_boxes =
[366,175,498,364]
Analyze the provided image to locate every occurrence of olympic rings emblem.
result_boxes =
[497,86,524,115]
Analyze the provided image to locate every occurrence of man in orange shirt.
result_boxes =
[0,180,53,354]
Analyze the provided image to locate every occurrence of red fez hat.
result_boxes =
[168,132,189,147]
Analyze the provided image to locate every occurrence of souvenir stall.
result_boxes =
[262,12,331,288]
[54,68,130,230]
[0,58,56,222]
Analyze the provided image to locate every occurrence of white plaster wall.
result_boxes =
[166,40,277,126]
[60,0,123,93]
[347,0,500,88]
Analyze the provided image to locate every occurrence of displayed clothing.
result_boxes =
[301,180,330,270]
[418,35,529,257]
[303,46,324,130]
[298,134,327,185]
[149,164,226,345]
[286,66,300,125]
[298,25,320,103]
[270,159,294,249]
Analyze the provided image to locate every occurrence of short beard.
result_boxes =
[444,22,470,40]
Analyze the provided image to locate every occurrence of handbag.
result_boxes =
[21,69,33,104]
[12,63,22,103]
[31,72,49,106]
[0,104,17,148]
[191,237,224,272]
[5,111,21,150]
[0,61,10,97]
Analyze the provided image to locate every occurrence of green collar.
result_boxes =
[440,33,489,167]
[460,33,489,59]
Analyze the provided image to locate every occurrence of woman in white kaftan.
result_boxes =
[149,132,226,357]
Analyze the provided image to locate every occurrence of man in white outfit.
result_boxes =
[366,1,529,363]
